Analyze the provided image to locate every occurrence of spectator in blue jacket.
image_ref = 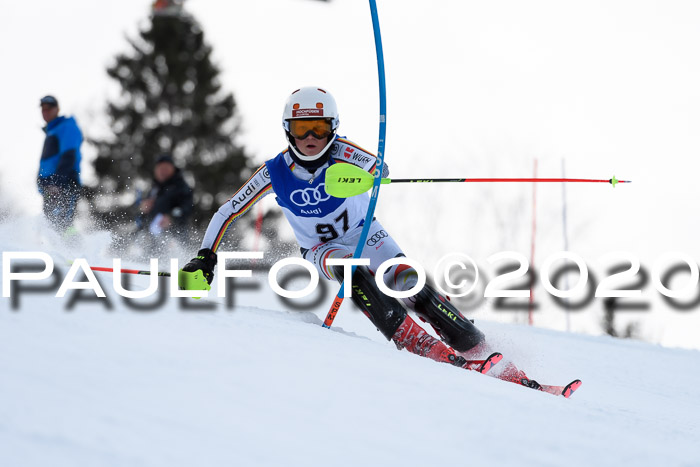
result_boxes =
[38,95,83,231]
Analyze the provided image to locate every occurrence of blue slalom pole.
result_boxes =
[323,0,387,328]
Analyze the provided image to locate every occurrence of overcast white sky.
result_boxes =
[2,0,700,347]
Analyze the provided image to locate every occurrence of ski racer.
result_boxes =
[178,86,542,387]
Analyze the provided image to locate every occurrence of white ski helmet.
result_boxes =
[282,86,340,163]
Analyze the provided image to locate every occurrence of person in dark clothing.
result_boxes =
[38,95,83,231]
[139,154,194,243]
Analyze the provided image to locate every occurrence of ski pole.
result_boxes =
[86,264,227,306]
[87,265,171,277]
[325,163,630,198]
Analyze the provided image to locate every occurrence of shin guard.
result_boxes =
[413,284,485,352]
[334,265,407,340]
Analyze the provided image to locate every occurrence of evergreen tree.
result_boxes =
[91,1,253,236]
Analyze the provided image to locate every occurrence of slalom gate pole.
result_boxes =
[322,0,387,329]
[528,159,538,326]
[561,158,572,332]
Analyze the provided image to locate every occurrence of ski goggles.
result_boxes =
[288,119,333,140]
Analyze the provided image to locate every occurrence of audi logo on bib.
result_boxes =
[290,183,332,207]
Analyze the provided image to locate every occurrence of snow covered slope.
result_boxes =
[1,225,699,467]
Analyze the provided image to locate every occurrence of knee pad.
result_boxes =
[332,265,407,340]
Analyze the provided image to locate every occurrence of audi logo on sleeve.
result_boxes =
[367,230,388,246]
[290,183,332,207]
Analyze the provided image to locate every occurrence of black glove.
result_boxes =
[182,248,217,285]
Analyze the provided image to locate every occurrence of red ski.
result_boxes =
[539,379,583,398]
[462,352,503,374]
[489,361,582,398]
